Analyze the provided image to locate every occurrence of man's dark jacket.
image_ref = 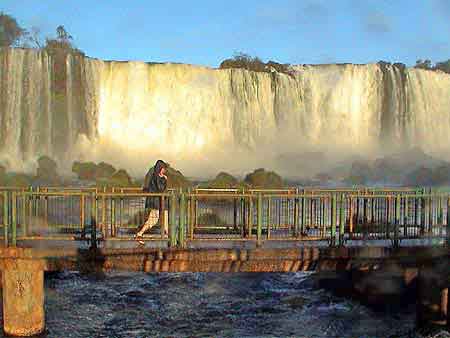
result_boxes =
[143,160,167,210]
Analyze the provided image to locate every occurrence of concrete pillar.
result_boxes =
[442,287,448,329]
[417,265,448,329]
[2,257,45,336]
[448,287,450,330]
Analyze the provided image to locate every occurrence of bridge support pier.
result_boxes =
[1,249,46,337]
[416,260,449,330]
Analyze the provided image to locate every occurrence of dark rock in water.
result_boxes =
[124,289,146,298]
[283,295,307,309]
[254,305,285,314]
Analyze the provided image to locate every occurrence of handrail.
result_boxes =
[0,188,447,249]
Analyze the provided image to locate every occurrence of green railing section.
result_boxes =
[0,187,448,248]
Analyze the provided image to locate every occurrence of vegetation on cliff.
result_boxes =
[219,52,295,77]
[414,59,450,74]
[0,12,26,47]
[0,12,83,55]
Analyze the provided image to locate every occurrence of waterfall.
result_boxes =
[1,48,450,177]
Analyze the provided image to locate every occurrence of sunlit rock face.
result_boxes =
[1,48,450,178]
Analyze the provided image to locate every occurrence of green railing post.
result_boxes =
[21,193,26,237]
[393,194,400,248]
[90,192,97,249]
[447,197,450,248]
[28,187,33,237]
[240,196,245,238]
[339,194,345,246]
[248,196,253,237]
[420,194,426,235]
[294,197,299,238]
[179,192,186,248]
[386,197,391,239]
[267,198,271,239]
[257,193,262,246]
[81,194,86,237]
[11,192,16,247]
[428,190,433,234]
[414,194,419,234]
[301,194,306,236]
[233,198,238,231]
[348,196,354,238]
[330,194,336,247]
[169,192,177,247]
[3,191,8,247]
[111,196,116,237]
[403,196,408,237]
[101,195,107,239]
[188,192,194,240]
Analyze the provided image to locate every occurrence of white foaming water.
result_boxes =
[1,48,450,178]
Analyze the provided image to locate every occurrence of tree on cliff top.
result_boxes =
[219,52,294,77]
[220,52,266,72]
[435,59,450,74]
[414,58,450,74]
[414,59,432,70]
[44,25,84,55]
[0,12,26,47]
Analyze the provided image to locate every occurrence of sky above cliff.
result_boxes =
[2,0,450,67]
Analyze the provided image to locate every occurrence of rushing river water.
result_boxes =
[0,271,421,338]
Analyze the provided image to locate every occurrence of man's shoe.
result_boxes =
[134,234,145,245]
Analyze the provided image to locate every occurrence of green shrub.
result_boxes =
[37,156,57,173]
[166,165,192,189]
[36,155,60,184]
[430,164,450,185]
[219,52,294,77]
[109,169,132,186]
[244,168,284,188]
[72,160,119,182]
[208,172,238,188]
[0,12,26,47]
[72,161,98,180]
[95,162,116,179]
[5,173,32,187]
[403,167,433,186]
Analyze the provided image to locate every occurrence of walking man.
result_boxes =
[135,159,168,244]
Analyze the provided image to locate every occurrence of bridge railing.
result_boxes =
[0,192,7,245]
[1,189,448,248]
[94,192,174,242]
[2,191,176,245]
[6,191,91,242]
[184,191,449,246]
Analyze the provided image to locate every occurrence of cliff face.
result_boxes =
[1,48,450,177]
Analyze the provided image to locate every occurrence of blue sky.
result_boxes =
[2,0,450,67]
